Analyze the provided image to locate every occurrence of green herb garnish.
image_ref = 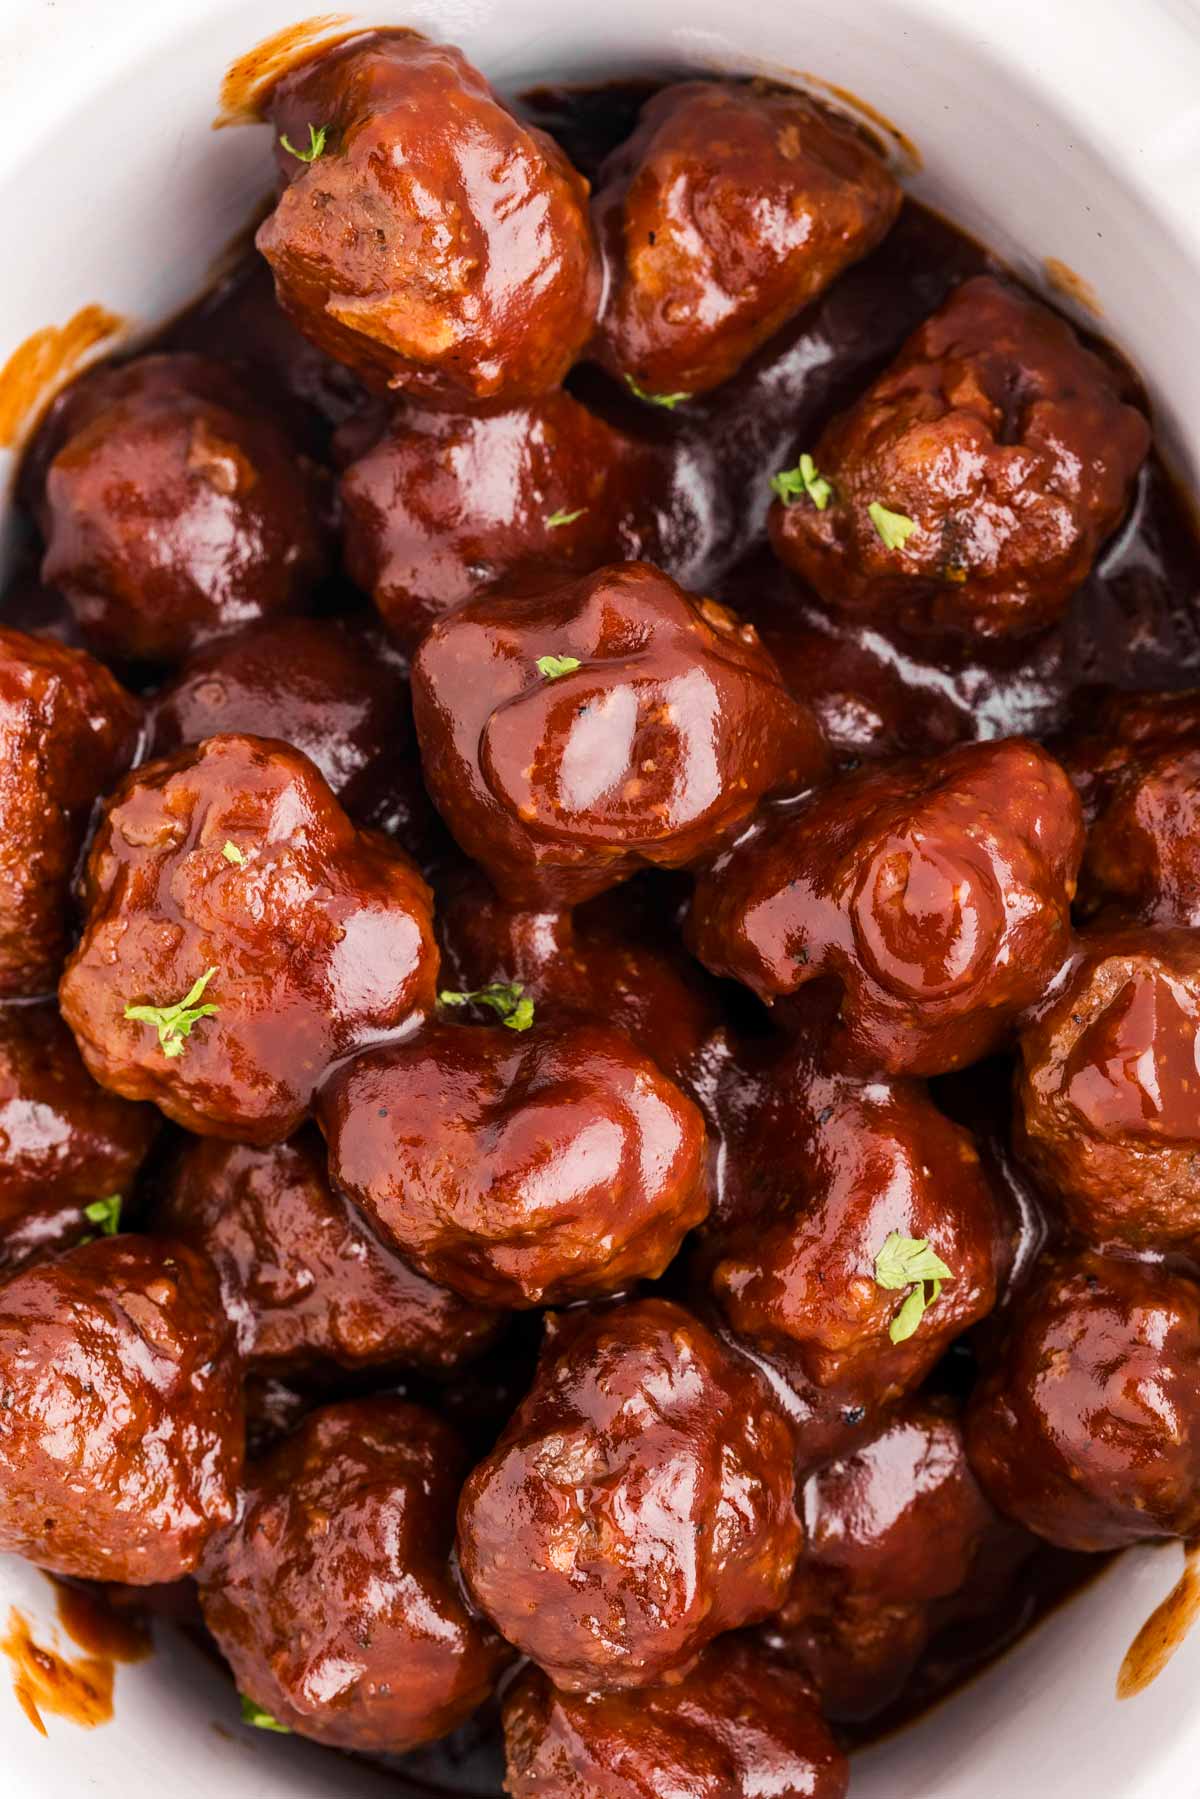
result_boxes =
[770,453,834,511]
[536,655,581,680]
[222,841,247,867]
[545,507,587,530]
[874,1232,952,1344]
[240,1694,291,1733]
[868,501,918,552]
[124,967,220,1059]
[625,375,690,410]
[279,123,327,164]
[83,1195,122,1237]
[439,983,534,1032]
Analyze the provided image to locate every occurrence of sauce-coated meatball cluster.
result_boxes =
[0,24,1193,1799]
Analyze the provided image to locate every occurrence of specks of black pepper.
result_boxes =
[1072,1015,1083,1025]
[841,1406,865,1426]
[817,1105,834,1125]
[377,1108,389,1119]
[43,1519,54,1532]
[1085,1273,1100,1290]
[648,230,656,245]
[797,947,810,965]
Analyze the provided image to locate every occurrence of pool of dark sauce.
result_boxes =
[3,70,1198,1796]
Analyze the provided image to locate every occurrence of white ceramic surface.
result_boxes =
[2,0,1200,1793]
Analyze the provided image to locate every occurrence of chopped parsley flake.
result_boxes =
[439,982,534,1032]
[770,453,834,511]
[874,1232,952,1344]
[124,967,220,1059]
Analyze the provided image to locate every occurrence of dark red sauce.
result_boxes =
[2,71,1197,1796]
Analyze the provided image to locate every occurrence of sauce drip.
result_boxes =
[1,1607,113,1734]
[215,14,356,126]
[1116,1539,1200,1700]
[0,306,124,451]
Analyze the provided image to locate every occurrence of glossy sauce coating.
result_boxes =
[592,79,900,398]
[1015,928,1200,1248]
[435,863,724,1096]
[58,733,438,1144]
[198,1397,511,1751]
[770,275,1150,642]
[321,1018,708,1307]
[412,560,827,905]
[704,1011,1005,1453]
[156,1129,502,1371]
[965,1251,1200,1551]
[0,1236,243,1583]
[503,1637,849,1799]
[37,353,330,664]
[457,1298,801,1690]
[767,1397,1004,1720]
[146,616,425,837]
[258,31,601,405]
[689,737,1083,1074]
[1060,689,1200,927]
[0,626,141,996]
[0,1002,156,1273]
[339,392,687,648]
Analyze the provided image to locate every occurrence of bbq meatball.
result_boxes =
[0,1002,156,1273]
[37,354,330,663]
[145,616,425,835]
[457,1298,800,1689]
[1060,689,1200,926]
[705,1014,1004,1435]
[0,626,141,996]
[199,1397,510,1751]
[966,1251,1200,1550]
[689,737,1082,1074]
[503,1639,848,1799]
[435,863,723,1095]
[257,31,601,405]
[321,1019,707,1308]
[156,1129,502,1372]
[412,561,827,905]
[593,79,900,400]
[768,1398,1001,1719]
[339,393,684,648]
[59,733,438,1144]
[1015,928,1200,1247]
[769,275,1150,641]
[0,1236,243,1582]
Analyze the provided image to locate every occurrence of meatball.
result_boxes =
[199,1397,510,1751]
[339,393,681,648]
[1015,928,1200,1247]
[257,31,600,405]
[1060,689,1200,926]
[321,1019,708,1308]
[0,1236,243,1582]
[768,1398,1000,1719]
[503,1639,848,1799]
[457,1298,800,1689]
[769,275,1150,641]
[156,1129,502,1372]
[966,1251,1200,1550]
[435,863,724,1095]
[705,1014,1004,1438]
[593,79,900,400]
[412,560,827,905]
[38,354,330,663]
[0,1002,156,1273]
[145,616,426,836]
[0,626,141,996]
[59,733,438,1144]
[689,737,1082,1075]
